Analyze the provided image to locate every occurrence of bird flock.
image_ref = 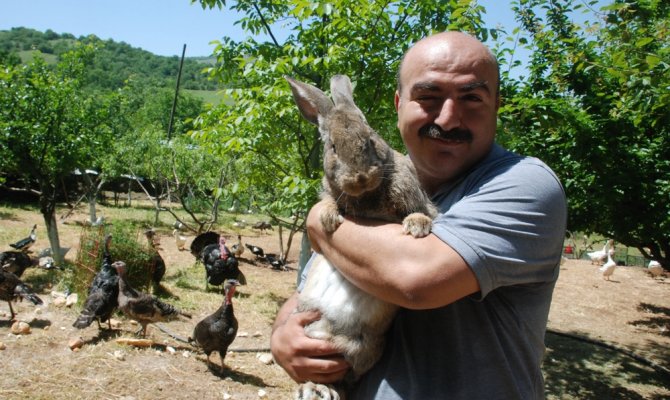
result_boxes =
[2,221,289,374]
[580,239,666,282]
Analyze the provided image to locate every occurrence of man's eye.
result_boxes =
[416,96,441,107]
[461,94,482,102]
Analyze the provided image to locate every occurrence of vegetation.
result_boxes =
[499,0,670,266]
[1,1,669,270]
[0,32,215,256]
[191,0,670,269]
[191,0,492,260]
[0,44,109,263]
[0,27,220,91]
[72,224,155,296]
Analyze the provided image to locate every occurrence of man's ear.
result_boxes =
[394,90,401,112]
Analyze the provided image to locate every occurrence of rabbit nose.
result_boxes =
[356,173,368,184]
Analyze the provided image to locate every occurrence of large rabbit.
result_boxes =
[286,74,437,400]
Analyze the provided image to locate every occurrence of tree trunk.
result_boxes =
[39,179,63,264]
[81,171,98,224]
[154,195,161,225]
[127,183,132,206]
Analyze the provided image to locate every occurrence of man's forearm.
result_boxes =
[306,204,479,309]
[272,292,299,333]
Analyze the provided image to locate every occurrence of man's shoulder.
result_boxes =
[476,144,563,189]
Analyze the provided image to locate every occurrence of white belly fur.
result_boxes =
[298,254,397,376]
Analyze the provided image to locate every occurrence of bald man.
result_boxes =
[272,31,566,399]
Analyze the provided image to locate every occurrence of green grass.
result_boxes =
[183,88,231,106]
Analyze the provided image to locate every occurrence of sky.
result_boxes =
[1,0,255,57]
[1,0,524,58]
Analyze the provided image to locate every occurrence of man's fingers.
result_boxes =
[292,309,321,326]
[296,356,350,384]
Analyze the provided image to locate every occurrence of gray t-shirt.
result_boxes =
[301,143,567,400]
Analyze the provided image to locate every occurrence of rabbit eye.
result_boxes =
[331,143,337,154]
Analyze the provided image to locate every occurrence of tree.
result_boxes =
[191,0,494,262]
[495,0,670,268]
[0,44,112,263]
[99,78,218,230]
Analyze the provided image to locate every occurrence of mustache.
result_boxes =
[418,124,473,142]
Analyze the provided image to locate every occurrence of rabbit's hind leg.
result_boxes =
[295,381,341,400]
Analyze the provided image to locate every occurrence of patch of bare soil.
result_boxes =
[0,206,669,399]
[1,206,300,399]
[549,258,670,369]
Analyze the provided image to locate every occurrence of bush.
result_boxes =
[71,223,155,297]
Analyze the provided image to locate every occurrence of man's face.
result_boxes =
[395,35,499,194]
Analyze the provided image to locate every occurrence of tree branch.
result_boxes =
[253,2,280,47]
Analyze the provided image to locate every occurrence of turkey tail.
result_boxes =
[15,283,43,305]
[155,298,191,319]
[190,231,220,258]
[72,310,95,329]
[237,271,247,285]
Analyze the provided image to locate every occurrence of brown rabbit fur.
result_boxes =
[286,74,437,400]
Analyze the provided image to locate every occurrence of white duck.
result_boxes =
[173,229,187,251]
[587,239,611,265]
[648,260,663,278]
[599,249,617,281]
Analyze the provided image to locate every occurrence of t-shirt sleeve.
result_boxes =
[430,158,567,299]
[297,252,318,291]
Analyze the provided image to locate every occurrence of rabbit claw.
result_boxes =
[320,202,344,233]
[402,213,433,238]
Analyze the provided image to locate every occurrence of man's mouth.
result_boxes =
[419,124,473,143]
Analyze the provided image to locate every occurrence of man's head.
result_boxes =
[395,31,500,194]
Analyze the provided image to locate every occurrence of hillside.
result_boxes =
[0,27,221,92]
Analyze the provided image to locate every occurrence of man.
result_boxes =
[271,31,567,399]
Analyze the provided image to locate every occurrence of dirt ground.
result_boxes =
[1,205,669,399]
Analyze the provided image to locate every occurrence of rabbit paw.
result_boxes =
[320,203,344,233]
[295,381,341,400]
[402,213,433,238]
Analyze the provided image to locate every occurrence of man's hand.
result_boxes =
[271,304,350,384]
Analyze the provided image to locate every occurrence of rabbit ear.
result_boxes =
[285,75,333,126]
[330,75,355,107]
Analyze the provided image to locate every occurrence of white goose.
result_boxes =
[648,260,663,278]
[599,249,617,281]
[173,229,187,251]
[587,239,611,265]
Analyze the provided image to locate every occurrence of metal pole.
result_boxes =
[167,44,186,140]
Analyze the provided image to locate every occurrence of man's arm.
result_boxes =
[306,201,480,310]
[270,292,350,384]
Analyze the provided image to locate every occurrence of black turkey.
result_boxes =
[1,251,58,278]
[73,234,119,330]
[191,232,246,289]
[0,269,43,320]
[191,279,239,373]
[1,251,33,277]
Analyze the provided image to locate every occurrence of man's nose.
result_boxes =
[433,99,461,131]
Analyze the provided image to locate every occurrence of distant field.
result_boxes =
[18,50,58,64]
[184,88,232,106]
